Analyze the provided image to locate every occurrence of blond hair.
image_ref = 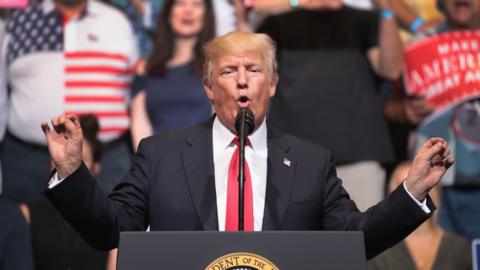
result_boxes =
[203,32,278,87]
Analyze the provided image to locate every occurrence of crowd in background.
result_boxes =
[0,0,478,269]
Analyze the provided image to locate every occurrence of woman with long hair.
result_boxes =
[130,0,215,149]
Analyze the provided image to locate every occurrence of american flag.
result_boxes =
[6,3,136,142]
[7,6,63,64]
[64,51,133,140]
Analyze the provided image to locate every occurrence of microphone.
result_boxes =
[235,107,255,137]
[234,107,255,231]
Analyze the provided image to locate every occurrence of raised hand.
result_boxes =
[232,0,251,31]
[41,114,84,179]
[405,137,454,201]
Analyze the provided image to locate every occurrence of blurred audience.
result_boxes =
[0,12,6,195]
[396,0,445,41]
[343,0,444,33]
[108,0,252,63]
[108,0,164,59]
[214,0,245,34]
[245,0,444,38]
[257,0,402,211]
[0,16,5,41]
[130,0,214,149]
[368,161,471,270]
[403,0,480,240]
[0,10,15,195]
[0,195,34,270]
[19,115,115,270]
[0,0,477,269]
[0,0,139,201]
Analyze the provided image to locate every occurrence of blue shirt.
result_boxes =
[133,63,212,134]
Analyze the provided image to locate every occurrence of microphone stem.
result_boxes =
[238,108,247,231]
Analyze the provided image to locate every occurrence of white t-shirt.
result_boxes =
[213,0,236,36]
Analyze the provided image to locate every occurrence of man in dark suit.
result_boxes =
[41,32,453,259]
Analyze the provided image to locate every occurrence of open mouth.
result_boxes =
[238,95,250,107]
[181,19,194,25]
[454,0,471,8]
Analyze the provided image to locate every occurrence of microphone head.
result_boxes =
[235,107,255,136]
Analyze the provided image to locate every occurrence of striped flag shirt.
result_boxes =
[0,0,138,144]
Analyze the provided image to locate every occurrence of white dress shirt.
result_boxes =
[212,116,268,231]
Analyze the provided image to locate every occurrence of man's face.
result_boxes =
[444,0,479,28]
[204,51,276,134]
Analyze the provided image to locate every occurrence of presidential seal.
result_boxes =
[205,252,279,270]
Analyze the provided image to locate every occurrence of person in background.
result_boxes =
[0,195,34,270]
[401,0,480,241]
[256,0,402,211]
[130,0,214,149]
[108,0,164,59]
[0,0,139,200]
[368,161,471,270]
[342,0,444,32]
[0,11,7,195]
[393,0,445,41]
[110,0,250,69]
[19,115,115,270]
[240,0,444,35]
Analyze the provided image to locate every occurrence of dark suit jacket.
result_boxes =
[45,119,434,259]
[0,196,34,270]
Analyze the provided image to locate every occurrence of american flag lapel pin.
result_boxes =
[87,33,98,42]
[283,158,291,167]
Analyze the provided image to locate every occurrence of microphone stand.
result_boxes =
[237,107,247,231]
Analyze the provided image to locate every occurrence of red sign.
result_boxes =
[404,31,480,112]
[0,0,27,8]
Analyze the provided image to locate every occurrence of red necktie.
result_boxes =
[225,137,254,231]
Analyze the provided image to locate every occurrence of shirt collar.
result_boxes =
[42,0,100,18]
[212,115,268,154]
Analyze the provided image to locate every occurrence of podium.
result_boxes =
[117,231,367,270]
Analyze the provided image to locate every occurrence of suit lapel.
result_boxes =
[262,126,296,230]
[182,118,218,231]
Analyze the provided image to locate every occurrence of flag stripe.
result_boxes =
[63,50,132,141]
[65,111,129,117]
[65,66,132,74]
[65,58,131,69]
[65,51,129,62]
[65,81,129,89]
[100,127,130,132]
